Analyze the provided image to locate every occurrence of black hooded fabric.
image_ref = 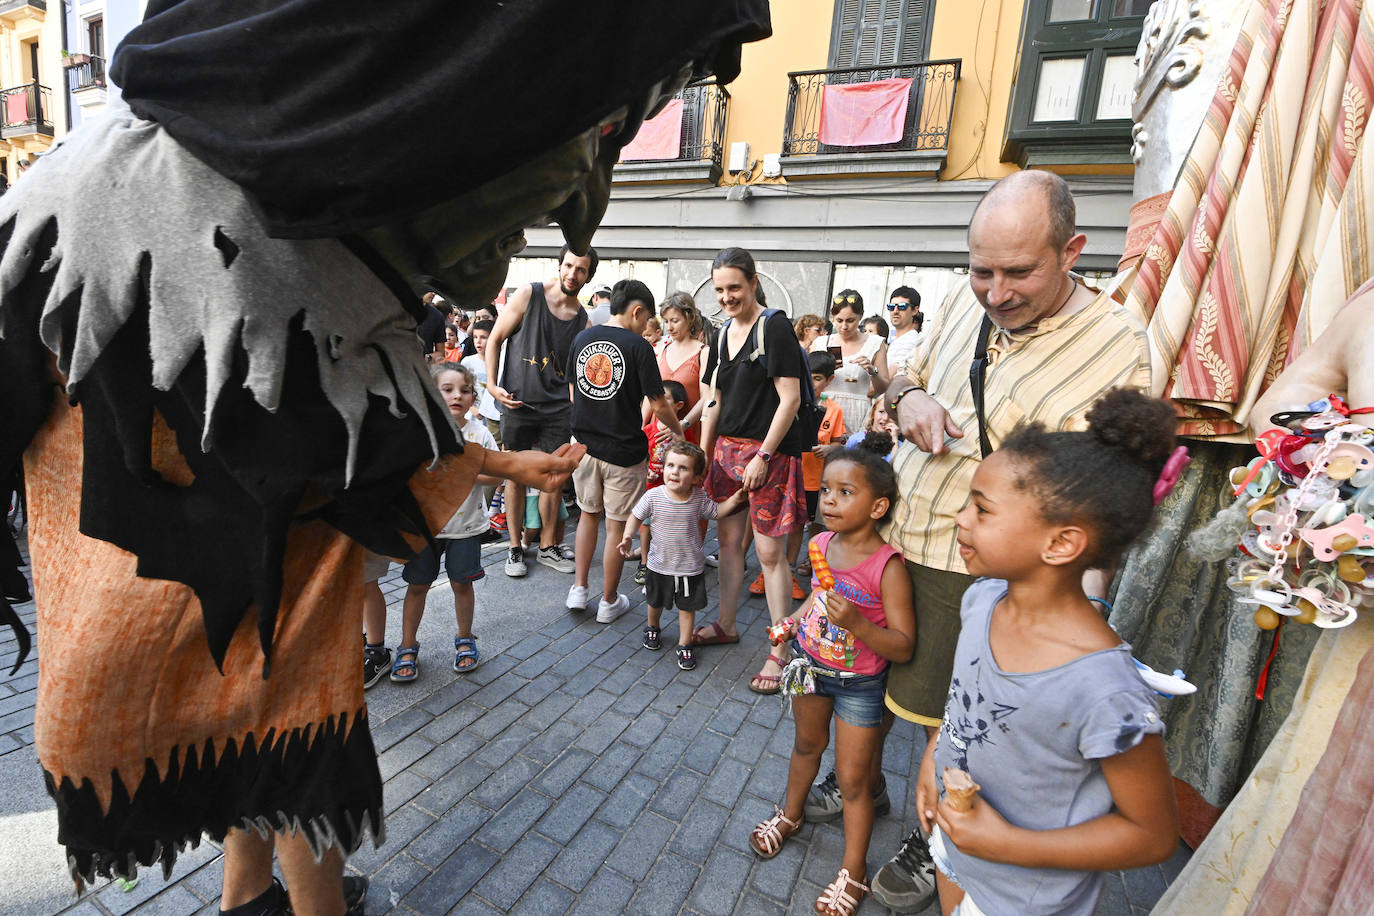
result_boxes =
[113,0,772,238]
[0,0,772,887]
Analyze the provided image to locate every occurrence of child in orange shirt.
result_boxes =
[797,351,846,575]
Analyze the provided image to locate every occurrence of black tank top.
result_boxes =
[500,282,585,415]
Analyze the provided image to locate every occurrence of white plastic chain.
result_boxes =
[1266,430,1341,582]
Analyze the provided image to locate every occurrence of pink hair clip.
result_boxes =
[1153,446,1191,506]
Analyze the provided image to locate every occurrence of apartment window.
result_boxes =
[829,0,933,68]
[87,18,105,59]
[1001,0,1146,166]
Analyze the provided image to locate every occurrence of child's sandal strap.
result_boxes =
[815,867,869,916]
[749,807,802,858]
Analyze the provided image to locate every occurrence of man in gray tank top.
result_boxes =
[486,245,595,576]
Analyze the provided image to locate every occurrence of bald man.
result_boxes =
[825,171,1153,912]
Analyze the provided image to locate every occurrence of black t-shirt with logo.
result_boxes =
[702,310,807,457]
[566,325,666,466]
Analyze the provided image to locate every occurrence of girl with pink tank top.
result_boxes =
[748,434,916,916]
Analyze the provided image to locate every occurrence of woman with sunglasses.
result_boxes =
[812,290,891,433]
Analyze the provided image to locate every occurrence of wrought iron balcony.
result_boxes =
[781,60,961,171]
[614,78,730,182]
[1,82,53,139]
[67,54,107,92]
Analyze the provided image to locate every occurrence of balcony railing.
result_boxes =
[678,79,729,167]
[1,82,53,139]
[781,60,961,158]
[67,54,106,92]
[614,78,730,182]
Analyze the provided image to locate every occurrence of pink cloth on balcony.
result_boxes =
[5,91,30,125]
[620,98,684,161]
[818,77,912,147]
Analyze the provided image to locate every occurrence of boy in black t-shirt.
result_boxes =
[565,280,683,623]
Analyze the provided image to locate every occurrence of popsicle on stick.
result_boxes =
[809,541,835,590]
[943,768,980,812]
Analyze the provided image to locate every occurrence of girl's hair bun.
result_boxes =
[855,429,894,458]
[1085,388,1177,470]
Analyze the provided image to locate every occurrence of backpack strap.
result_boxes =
[969,314,995,458]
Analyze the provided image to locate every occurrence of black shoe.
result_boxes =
[280,875,368,916]
[643,625,662,650]
[634,563,647,586]
[342,876,368,915]
[363,644,391,690]
[676,645,696,670]
[222,878,289,916]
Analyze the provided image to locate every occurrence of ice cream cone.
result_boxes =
[943,767,980,812]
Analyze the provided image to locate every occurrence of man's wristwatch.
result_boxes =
[757,450,774,464]
[889,384,924,412]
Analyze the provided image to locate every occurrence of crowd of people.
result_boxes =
[346,170,1204,916]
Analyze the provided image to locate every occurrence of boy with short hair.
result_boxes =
[618,441,747,670]
[635,378,690,585]
[390,363,503,681]
[566,279,683,621]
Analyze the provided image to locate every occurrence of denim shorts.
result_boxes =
[802,655,888,728]
[402,535,485,586]
[930,827,990,915]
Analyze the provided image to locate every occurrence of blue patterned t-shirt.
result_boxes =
[932,578,1165,915]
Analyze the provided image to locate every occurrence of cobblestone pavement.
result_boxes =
[2,524,1189,915]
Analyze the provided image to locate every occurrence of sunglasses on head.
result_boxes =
[832,294,860,306]
[886,302,913,312]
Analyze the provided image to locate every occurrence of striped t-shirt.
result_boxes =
[886,281,1150,573]
[632,487,719,576]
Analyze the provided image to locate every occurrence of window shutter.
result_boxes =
[897,0,932,63]
[831,0,932,68]
[831,0,863,68]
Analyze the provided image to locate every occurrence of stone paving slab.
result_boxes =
[0,523,1189,914]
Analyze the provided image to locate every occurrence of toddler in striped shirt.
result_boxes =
[619,440,747,670]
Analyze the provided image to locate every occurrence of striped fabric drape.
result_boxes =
[1125,0,1374,438]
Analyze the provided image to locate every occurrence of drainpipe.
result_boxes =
[60,0,72,131]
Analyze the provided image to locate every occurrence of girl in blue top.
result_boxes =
[922,388,1180,916]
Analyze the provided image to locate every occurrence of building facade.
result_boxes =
[0,0,65,187]
[515,0,1151,321]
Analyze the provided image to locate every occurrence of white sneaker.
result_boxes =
[704,553,720,568]
[596,593,630,624]
[504,546,527,577]
[566,584,589,612]
[558,544,576,561]
[537,545,576,573]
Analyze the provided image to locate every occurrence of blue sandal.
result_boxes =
[454,636,480,673]
[390,645,419,682]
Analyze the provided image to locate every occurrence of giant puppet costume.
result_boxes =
[0,0,771,886]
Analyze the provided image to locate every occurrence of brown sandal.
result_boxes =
[749,807,803,858]
[815,867,869,916]
[749,651,788,695]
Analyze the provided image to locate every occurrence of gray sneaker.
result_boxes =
[504,546,528,577]
[537,545,576,573]
[803,769,891,822]
[871,827,938,914]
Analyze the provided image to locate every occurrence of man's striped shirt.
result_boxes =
[886,281,1151,573]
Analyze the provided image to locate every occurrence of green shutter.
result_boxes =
[830,0,933,68]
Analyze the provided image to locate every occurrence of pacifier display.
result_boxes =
[1209,397,1374,634]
